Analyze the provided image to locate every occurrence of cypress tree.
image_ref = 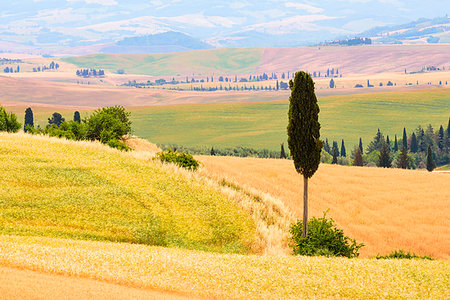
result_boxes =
[24,107,34,132]
[386,135,390,150]
[287,71,323,237]
[280,143,286,159]
[366,128,384,154]
[378,142,391,168]
[438,125,444,150]
[410,132,418,153]
[332,141,339,157]
[74,111,81,123]
[403,127,407,150]
[359,138,363,153]
[394,135,398,152]
[353,146,363,166]
[323,138,331,154]
[426,145,436,172]
[332,148,338,164]
[210,147,215,156]
[341,139,346,157]
[447,117,450,149]
[397,146,409,169]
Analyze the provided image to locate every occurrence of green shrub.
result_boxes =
[375,250,433,260]
[290,211,364,258]
[156,149,199,170]
[0,106,21,133]
[106,139,131,151]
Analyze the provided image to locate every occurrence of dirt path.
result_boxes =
[0,266,195,300]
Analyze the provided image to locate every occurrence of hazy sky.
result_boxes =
[0,0,448,46]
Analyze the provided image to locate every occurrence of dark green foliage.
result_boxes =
[366,129,384,154]
[290,211,364,258]
[397,146,410,169]
[323,138,331,154]
[74,111,81,123]
[332,148,338,164]
[415,126,426,152]
[210,146,215,156]
[410,132,418,153]
[375,250,433,260]
[332,141,339,157]
[426,145,436,172]
[447,117,450,148]
[438,125,445,150]
[403,127,408,150]
[353,146,364,166]
[340,139,346,157]
[280,143,287,159]
[24,107,34,132]
[48,112,65,127]
[394,135,398,152]
[156,149,199,170]
[287,71,323,178]
[329,78,335,88]
[161,144,283,159]
[0,106,21,133]
[359,138,363,153]
[86,106,132,145]
[378,142,391,168]
[386,135,390,150]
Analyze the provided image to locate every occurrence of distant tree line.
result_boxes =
[33,61,59,72]
[0,58,22,65]
[76,68,105,77]
[320,37,372,46]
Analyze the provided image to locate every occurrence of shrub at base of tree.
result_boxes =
[155,149,199,170]
[375,250,433,260]
[289,211,364,258]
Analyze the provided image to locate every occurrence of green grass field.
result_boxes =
[127,88,450,150]
[0,133,255,253]
[61,48,264,76]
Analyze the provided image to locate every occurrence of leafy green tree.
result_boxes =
[397,146,409,169]
[332,148,338,164]
[85,106,131,143]
[287,71,323,237]
[410,132,418,153]
[403,127,408,150]
[24,107,34,132]
[340,139,346,157]
[426,145,436,172]
[353,146,363,166]
[366,129,384,154]
[74,111,81,123]
[280,143,287,159]
[378,142,391,168]
[48,112,64,127]
[0,106,21,133]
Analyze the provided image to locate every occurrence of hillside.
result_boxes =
[0,133,256,254]
[60,45,450,76]
[198,155,450,259]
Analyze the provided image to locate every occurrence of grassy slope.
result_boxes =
[0,235,448,299]
[0,133,255,254]
[61,48,264,76]
[128,88,450,150]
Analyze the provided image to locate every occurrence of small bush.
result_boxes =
[290,211,364,258]
[156,149,199,170]
[375,250,433,260]
[0,106,21,133]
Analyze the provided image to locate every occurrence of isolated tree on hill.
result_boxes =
[280,143,287,159]
[341,139,346,157]
[74,111,81,123]
[24,107,34,132]
[287,71,323,237]
[359,138,363,153]
[403,127,408,150]
[329,78,335,88]
[48,112,64,127]
[394,135,398,152]
[353,146,363,166]
[426,145,436,172]
[410,132,418,153]
[378,142,391,168]
[397,146,410,169]
[332,148,338,164]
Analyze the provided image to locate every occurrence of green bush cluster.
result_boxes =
[375,250,433,260]
[156,149,199,170]
[290,211,364,258]
[28,106,132,150]
[0,106,21,133]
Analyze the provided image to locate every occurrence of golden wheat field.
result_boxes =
[198,155,450,259]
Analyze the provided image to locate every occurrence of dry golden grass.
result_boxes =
[198,155,450,259]
[0,235,448,299]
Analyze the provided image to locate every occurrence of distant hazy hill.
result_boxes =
[101,31,212,54]
[362,16,450,44]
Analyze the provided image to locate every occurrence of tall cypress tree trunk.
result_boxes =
[302,175,308,237]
